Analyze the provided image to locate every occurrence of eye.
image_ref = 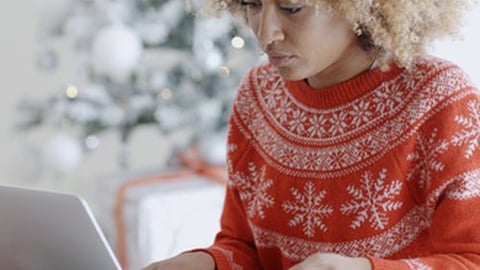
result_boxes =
[239,0,261,9]
[280,6,304,14]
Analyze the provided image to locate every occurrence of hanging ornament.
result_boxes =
[44,133,83,174]
[92,24,144,83]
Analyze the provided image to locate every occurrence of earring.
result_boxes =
[353,23,375,51]
[353,22,363,37]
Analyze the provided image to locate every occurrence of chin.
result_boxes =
[275,67,305,82]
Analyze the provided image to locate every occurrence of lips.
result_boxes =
[267,54,295,67]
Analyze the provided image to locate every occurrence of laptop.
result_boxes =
[0,184,122,270]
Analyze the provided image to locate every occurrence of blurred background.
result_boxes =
[0,1,479,269]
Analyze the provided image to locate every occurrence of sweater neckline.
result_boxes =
[284,64,404,108]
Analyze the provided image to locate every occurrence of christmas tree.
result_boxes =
[17,0,259,171]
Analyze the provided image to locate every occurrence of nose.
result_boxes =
[256,7,285,50]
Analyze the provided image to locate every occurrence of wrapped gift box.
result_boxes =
[95,169,226,270]
[138,181,225,264]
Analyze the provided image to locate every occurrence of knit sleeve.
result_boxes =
[194,72,263,270]
[203,181,264,270]
[368,88,480,269]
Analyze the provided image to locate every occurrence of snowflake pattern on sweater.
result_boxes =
[203,57,480,270]
[452,100,480,159]
[282,182,333,237]
[406,129,449,189]
[229,163,274,219]
[340,168,403,230]
[234,58,473,178]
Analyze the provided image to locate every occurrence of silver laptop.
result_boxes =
[0,185,122,270]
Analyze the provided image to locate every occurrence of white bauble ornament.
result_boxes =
[197,131,227,165]
[92,24,143,83]
[44,133,83,173]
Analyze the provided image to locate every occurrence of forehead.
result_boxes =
[240,0,327,8]
[244,0,308,3]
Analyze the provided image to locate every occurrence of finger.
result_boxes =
[141,262,159,270]
[288,262,306,270]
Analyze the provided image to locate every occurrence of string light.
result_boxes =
[231,36,245,49]
[65,85,79,99]
[160,88,173,100]
[218,66,231,77]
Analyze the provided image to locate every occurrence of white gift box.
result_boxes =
[138,181,225,264]
[95,169,226,270]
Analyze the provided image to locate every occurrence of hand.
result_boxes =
[288,253,372,270]
[141,252,215,270]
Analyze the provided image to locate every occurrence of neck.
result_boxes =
[306,45,376,89]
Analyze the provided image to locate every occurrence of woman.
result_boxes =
[143,0,480,269]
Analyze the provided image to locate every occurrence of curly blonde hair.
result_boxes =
[204,0,476,69]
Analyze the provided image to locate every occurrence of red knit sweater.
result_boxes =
[201,56,480,269]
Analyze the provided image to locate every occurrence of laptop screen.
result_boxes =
[0,185,122,270]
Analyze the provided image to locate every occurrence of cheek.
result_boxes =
[330,21,357,47]
[314,28,355,56]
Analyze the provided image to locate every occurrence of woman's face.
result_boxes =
[242,0,371,88]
